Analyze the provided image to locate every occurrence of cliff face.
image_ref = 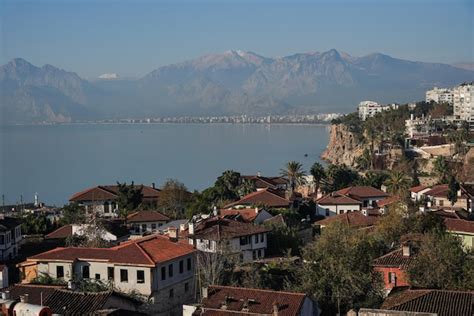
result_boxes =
[321,124,365,166]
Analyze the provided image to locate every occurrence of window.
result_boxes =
[254,235,258,243]
[134,225,139,233]
[82,266,90,279]
[179,260,184,273]
[253,251,257,260]
[325,209,329,216]
[56,266,64,278]
[389,272,396,284]
[260,234,264,242]
[258,249,262,258]
[161,267,166,280]
[187,258,192,271]
[151,223,157,230]
[141,224,147,231]
[168,264,173,278]
[0,235,5,245]
[95,273,100,280]
[107,267,114,280]
[137,270,145,284]
[169,288,174,298]
[120,269,128,283]
[240,236,248,245]
[184,282,189,292]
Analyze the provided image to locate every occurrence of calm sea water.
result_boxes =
[0,123,329,206]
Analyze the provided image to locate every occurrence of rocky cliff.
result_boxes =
[321,124,365,166]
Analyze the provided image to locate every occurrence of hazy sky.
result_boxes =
[1,0,472,78]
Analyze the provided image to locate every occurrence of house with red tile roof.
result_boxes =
[444,218,474,250]
[126,210,170,234]
[316,186,389,217]
[316,193,362,217]
[373,243,417,293]
[188,217,269,262]
[417,184,469,210]
[219,207,273,224]
[183,285,319,316]
[17,234,196,314]
[377,288,474,316]
[69,184,161,218]
[224,188,293,209]
[409,185,430,202]
[45,222,130,244]
[0,283,143,315]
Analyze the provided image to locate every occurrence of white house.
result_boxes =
[188,217,269,262]
[126,210,170,234]
[0,216,22,261]
[69,184,161,218]
[316,194,362,217]
[18,234,196,315]
[358,101,398,121]
[45,223,130,244]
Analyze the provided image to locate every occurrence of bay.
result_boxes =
[0,123,329,206]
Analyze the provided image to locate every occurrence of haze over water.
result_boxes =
[0,124,329,206]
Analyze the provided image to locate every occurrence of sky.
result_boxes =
[1,0,473,78]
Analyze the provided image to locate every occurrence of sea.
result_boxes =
[0,123,329,206]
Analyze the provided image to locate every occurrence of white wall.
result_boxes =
[317,204,361,217]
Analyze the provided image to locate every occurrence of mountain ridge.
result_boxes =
[1,50,473,124]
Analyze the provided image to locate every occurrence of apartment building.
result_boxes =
[358,101,398,121]
[453,83,473,122]
[425,87,454,104]
[0,215,22,261]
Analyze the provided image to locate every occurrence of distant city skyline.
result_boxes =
[1,0,472,78]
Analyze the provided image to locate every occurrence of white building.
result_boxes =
[18,234,195,315]
[453,83,474,122]
[358,101,398,121]
[0,216,22,261]
[126,210,170,235]
[405,114,432,138]
[0,265,8,288]
[426,87,454,104]
[188,217,269,262]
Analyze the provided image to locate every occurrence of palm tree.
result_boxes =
[310,162,326,197]
[384,170,411,198]
[280,161,306,193]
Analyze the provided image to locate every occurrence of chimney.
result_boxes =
[272,302,279,316]
[189,222,195,235]
[255,207,259,214]
[257,171,261,177]
[169,226,178,240]
[1,291,10,300]
[152,182,156,189]
[402,244,411,257]
[180,223,186,232]
[202,287,208,299]
[20,294,29,303]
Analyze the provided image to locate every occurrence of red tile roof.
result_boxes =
[444,218,474,234]
[377,196,401,207]
[191,218,269,241]
[28,234,194,267]
[373,249,414,269]
[336,186,389,199]
[315,212,378,228]
[317,194,362,205]
[201,285,307,316]
[219,208,260,222]
[409,185,428,193]
[126,210,169,223]
[241,176,288,189]
[69,185,160,202]
[224,189,291,208]
[4,284,65,305]
[45,224,74,239]
[381,289,474,316]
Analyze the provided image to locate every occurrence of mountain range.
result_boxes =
[1,49,473,124]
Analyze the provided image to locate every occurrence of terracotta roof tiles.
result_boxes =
[224,189,291,208]
[191,218,269,241]
[444,218,474,234]
[126,210,169,223]
[373,249,414,269]
[201,285,307,316]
